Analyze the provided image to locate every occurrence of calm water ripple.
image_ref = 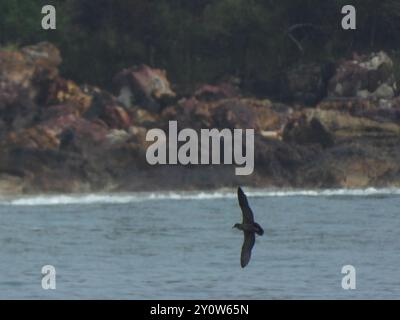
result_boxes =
[0,190,399,299]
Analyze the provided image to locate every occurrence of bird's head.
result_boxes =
[232,223,240,230]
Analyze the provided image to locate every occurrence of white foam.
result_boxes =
[0,187,399,206]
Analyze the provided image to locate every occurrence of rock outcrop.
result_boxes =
[0,43,400,194]
[327,51,397,100]
[113,64,176,112]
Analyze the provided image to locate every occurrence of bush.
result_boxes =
[1,0,400,96]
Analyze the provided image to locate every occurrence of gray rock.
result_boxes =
[328,51,397,101]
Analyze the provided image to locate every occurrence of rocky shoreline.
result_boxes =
[1,42,400,194]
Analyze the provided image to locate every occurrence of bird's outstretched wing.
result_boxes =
[238,187,254,224]
[241,231,255,268]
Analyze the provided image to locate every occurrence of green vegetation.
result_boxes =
[1,0,400,95]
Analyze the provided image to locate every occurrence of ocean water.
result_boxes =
[0,188,399,299]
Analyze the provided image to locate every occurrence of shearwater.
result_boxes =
[233,187,264,267]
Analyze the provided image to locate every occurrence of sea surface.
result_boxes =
[0,188,399,299]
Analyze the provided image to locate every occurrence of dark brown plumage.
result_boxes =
[233,187,264,268]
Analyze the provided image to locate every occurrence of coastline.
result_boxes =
[1,43,400,195]
[1,187,400,206]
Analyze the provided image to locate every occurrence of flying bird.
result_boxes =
[233,187,264,268]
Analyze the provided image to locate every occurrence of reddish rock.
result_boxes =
[1,42,400,193]
[162,98,287,134]
[46,78,92,114]
[0,42,61,105]
[41,113,81,134]
[4,126,59,150]
[101,105,132,129]
[283,113,334,148]
[327,51,397,100]
[65,118,109,144]
[194,80,240,101]
[130,107,159,128]
[113,64,176,112]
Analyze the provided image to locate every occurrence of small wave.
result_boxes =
[0,192,233,206]
[0,187,400,206]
